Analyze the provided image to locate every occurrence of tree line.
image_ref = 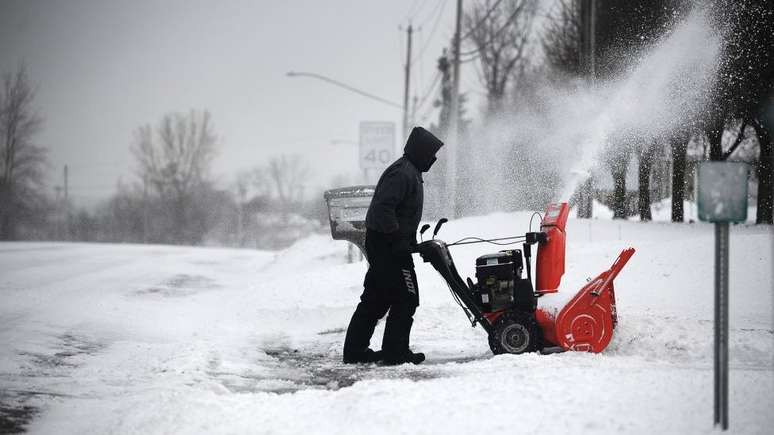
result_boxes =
[426,0,772,223]
[0,66,325,246]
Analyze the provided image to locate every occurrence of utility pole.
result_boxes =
[581,0,596,79]
[447,0,463,218]
[578,0,596,219]
[402,23,413,142]
[54,185,62,239]
[63,164,69,240]
[411,95,418,128]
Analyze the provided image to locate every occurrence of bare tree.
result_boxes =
[751,118,773,224]
[541,0,582,78]
[131,110,217,244]
[670,131,689,222]
[605,144,632,219]
[266,154,309,215]
[250,166,273,199]
[0,65,45,240]
[637,140,658,221]
[463,0,537,115]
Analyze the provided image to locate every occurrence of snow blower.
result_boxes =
[323,189,634,355]
[414,203,635,354]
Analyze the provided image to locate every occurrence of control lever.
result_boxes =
[419,223,431,242]
[433,218,448,238]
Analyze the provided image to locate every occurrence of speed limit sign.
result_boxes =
[359,121,396,170]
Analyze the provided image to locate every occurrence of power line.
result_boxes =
[411,0,448,65]
[416,71,443,124]
[461,52,481,63]
[415,0,444,28]
[404,0,448,130]
[417,98,437,124]
[414,71,441,113]
[459,1,525,57]
[460,0,505,41]
[405,0,429,21]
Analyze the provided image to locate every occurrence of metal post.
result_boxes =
[63,165,69,240]
[714,222,729,430]
[54,185,62,239]
[143,175,149,243]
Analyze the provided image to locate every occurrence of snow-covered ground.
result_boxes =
[1,213,772,434]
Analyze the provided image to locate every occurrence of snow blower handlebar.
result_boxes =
[446,235,527,246]
[439,229,548,287]
[415,239,494,333]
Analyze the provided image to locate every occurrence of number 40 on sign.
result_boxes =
[359,121,396,170]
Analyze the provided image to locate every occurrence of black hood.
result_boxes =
[404,127,444,172]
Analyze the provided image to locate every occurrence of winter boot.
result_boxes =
[381,350,425,365]
[381,308,424,365]
[343,348,384,364]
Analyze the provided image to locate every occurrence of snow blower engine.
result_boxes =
[414,203,635,355]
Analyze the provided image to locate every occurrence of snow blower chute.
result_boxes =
[414,203,635,354]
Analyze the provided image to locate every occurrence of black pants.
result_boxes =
[343,231,419,360]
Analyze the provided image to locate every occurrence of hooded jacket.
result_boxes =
[365,127,443,244]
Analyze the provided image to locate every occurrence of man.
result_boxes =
[343,126,443,365]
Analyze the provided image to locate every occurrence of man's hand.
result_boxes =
[390,237,411,257]
[386,231,414,257]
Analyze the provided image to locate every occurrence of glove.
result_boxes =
[386,231,411,257]
[391,238,411,257]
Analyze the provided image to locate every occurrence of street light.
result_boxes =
[286,71,403,110]
[287,72,401,185]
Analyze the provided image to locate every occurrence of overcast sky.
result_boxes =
[0,0,477,206]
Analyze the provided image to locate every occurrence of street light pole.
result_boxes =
[286,71,403,110]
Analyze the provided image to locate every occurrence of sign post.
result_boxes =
[359,121,396,184]
[696,161,749,431]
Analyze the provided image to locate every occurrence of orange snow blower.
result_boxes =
[415,203,635,354]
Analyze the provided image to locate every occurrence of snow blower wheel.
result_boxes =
[488,311,540,355]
